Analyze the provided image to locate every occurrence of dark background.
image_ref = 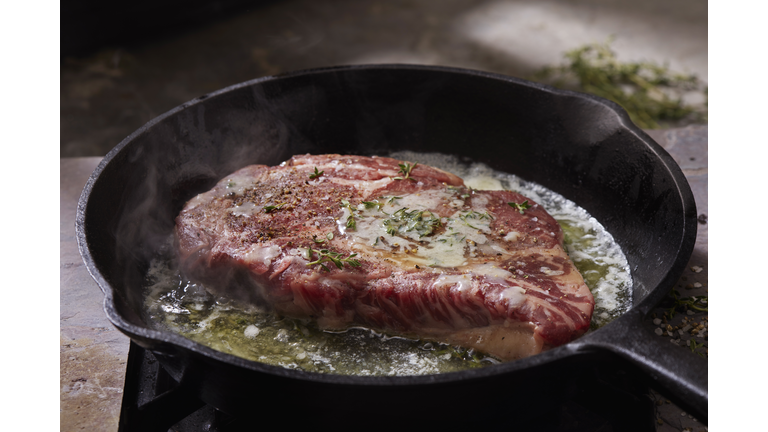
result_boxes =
[60,0,707,157]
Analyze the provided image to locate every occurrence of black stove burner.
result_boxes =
[118,341,656,432]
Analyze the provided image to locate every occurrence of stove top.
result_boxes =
[118,341,656,432]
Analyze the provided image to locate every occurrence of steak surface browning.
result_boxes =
[175,154,594,360]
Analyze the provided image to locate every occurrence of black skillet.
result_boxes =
[76,64,705,429]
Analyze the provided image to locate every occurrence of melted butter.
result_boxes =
[464,175,504,191]
[471,263,514,279]
[433,274,472,292]
[337,189,500,269]
[145,152,632,376]
[242,244,281,266]
[498,285,526,307]
[229,201,259,216]
[328,176,392,196]
[221,175,259,197]
[390,151,632,323]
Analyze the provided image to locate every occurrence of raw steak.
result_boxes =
[175,154,594,360]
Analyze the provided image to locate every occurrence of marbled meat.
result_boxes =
[175,154,594,360]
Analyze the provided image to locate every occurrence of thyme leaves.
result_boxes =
[361,201,384,211]
[393,162,418,181]
[665,289,708,318]
[458,210,493,229]
[689,339,706,357]
[264,203,286,213]
[311,232,334,244]
[309,167,324,179]
[346,215,357,230]
[383,207,441,238]
[507,201,531,214]
[339,199,358,230]
[306,246,361,271]
[533,40,707,129]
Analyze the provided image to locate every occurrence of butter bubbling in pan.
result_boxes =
[144,152,631,375]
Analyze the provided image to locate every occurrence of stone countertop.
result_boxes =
[59,125,707,431]
[644,126,708,432]
[60,157,129,431]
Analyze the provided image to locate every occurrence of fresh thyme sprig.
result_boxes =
[393,162,418,181]
[361,200,384,211]
[264,203,286,213]
[383,207,441,238]
[689,339,706,357]
[339,199,358,230]
[507,201,531,214]
[532,40,707,129]
[306,247,361,271]
[309,167,324,179]
[459,210,494,229]
[665,289,708,318]
[346,215,356,230]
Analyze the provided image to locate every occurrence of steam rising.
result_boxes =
[111,86,319,309]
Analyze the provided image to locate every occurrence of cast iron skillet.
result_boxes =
[77,65,705,429]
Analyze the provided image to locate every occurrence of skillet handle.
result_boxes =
[579,311,708,424]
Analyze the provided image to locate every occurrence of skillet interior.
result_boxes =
[77,65,699,424]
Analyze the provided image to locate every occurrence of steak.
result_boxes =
[175,154,594,360]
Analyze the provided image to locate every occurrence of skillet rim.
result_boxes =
[76,63,697,386]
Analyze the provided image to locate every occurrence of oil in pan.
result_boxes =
[143,152,632,375]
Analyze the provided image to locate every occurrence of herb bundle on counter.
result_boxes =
[533,41,707,129]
